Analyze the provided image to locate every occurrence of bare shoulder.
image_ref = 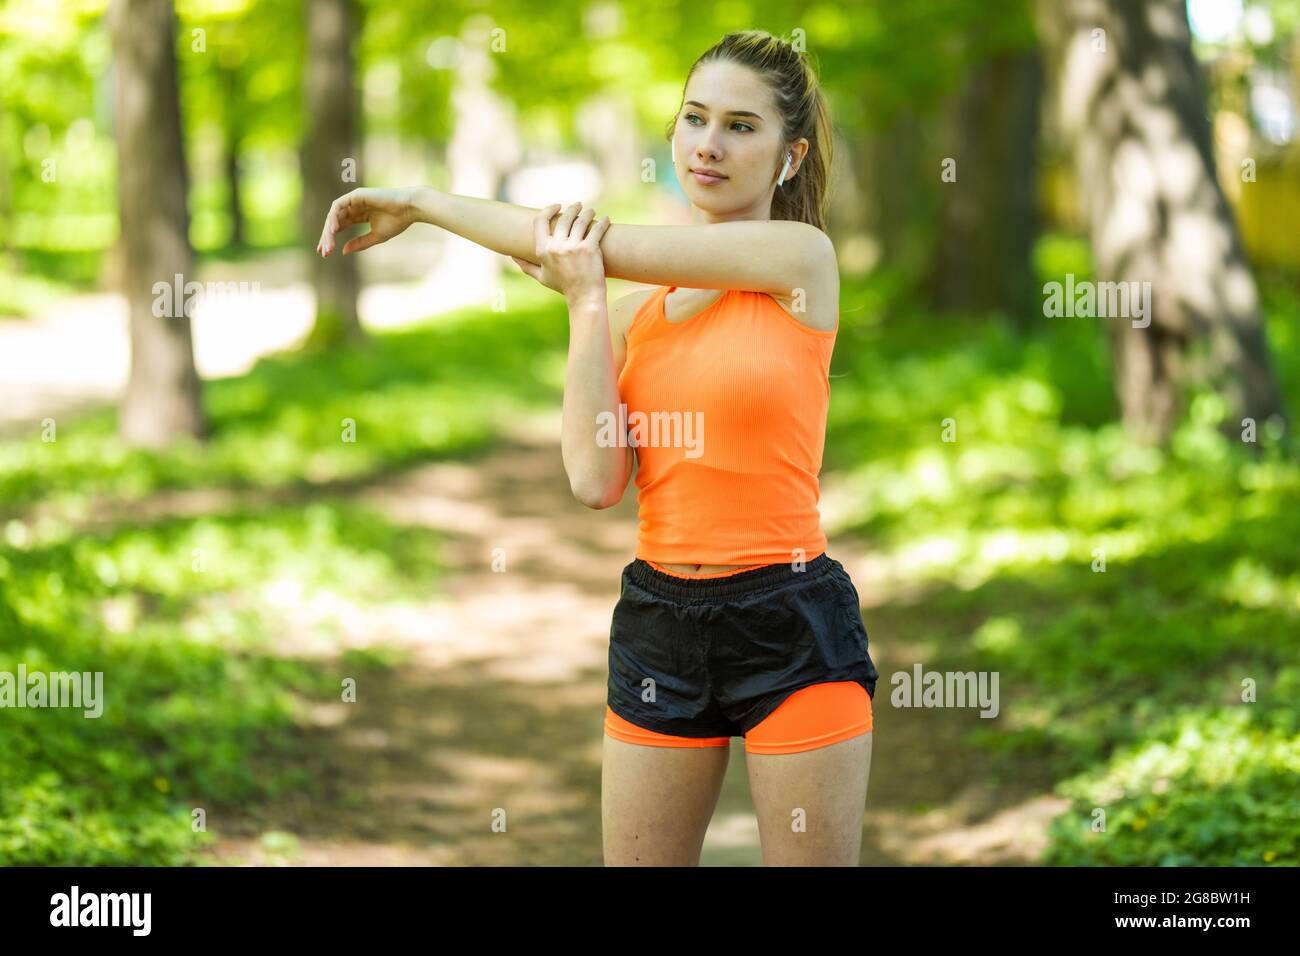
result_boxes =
[768,227,839,332]
[610,287,656,325]
[609,287,657,341]
[608,287,657,371]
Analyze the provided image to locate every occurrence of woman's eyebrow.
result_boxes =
[684,100,764,120]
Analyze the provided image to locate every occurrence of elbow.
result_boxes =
[804,226,836,277]
[570,479,620,510]
[568,448,632,510]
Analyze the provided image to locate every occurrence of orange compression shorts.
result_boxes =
[604,680,873,755]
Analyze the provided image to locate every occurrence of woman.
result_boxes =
[317,30,879,866]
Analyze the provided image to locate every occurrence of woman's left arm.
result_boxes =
[593,218,835,296]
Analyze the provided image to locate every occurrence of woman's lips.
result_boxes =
[690,170,726,185]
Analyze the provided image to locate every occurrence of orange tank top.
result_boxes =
[616,285,837,565]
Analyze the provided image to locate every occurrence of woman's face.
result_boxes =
[672,60,805,223]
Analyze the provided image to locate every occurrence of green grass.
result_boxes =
[0,253,90,318]
[0,498,443,864]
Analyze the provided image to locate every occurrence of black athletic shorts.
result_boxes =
[607,552,880,738]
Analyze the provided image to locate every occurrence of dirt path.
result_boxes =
[199,413,1067,867]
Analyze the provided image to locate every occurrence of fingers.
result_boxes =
[317,212,333,256]
[531,201,603,257]
[586,214,611,246]
[318,189,361,257]
[554,201,581,239]
[320,201,345,256]
[341,228,381,256]
[334,194,361,232]
[568,205,596,240]
[534,204,560,258]
[320,198,345,255]
[511,255,541,281]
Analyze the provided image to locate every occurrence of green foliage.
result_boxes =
[0,284,565,863]
[177,0,305,248]
[1042,702,1300,866]
[0,285,562,512]
[0,496,428,863]
[0,255,83,316]
[2,0,1295,861]
[829,261,1300,865]
[0,0,1044,303]
[0,243,1295,864]
[0,0,114,303]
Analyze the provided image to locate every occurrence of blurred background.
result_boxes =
[0,0,1296,866]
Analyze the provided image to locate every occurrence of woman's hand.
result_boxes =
[512,202,611,304]
[317,186,418,257]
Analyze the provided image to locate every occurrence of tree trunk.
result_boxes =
[0,105,13,274]
[300,0,363,349]
[854,111,928,277]
[1041,0,1287,446]
[108,0,208,447]
[222,66,244,248]
[225,135,244,248]
[930,48,1042,324]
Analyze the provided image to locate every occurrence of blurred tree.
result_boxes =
[416,14,522,313]
[176,0,304,251]
[0,100,13,273]
[1039,0,1287,445]
[218,59,245,247]
[300,0,363,348]
[0,0,110,280]
[930,47,1042,323]
[855,110,929,276]
[108,0,207,446]
[793,0,1039,303]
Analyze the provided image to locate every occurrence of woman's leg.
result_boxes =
[746,732,872,866]
[743,682,875,866]
[602,734,731,866]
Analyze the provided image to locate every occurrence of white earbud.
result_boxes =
[671,136,676,165]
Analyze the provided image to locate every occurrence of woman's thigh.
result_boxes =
[601,734,731,866]
[745,731,872,866]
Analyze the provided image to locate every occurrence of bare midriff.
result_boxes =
[655,562,766,577]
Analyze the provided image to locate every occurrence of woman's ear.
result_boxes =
[787,139,811,180]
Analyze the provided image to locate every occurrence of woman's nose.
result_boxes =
[695,135,722,161]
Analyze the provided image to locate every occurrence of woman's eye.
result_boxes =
[684,114,752,132]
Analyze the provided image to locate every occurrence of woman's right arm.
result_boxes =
[320,187,835,307]
[317,186,564,263]
[407,187,835,298]
[410,187,560,265]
